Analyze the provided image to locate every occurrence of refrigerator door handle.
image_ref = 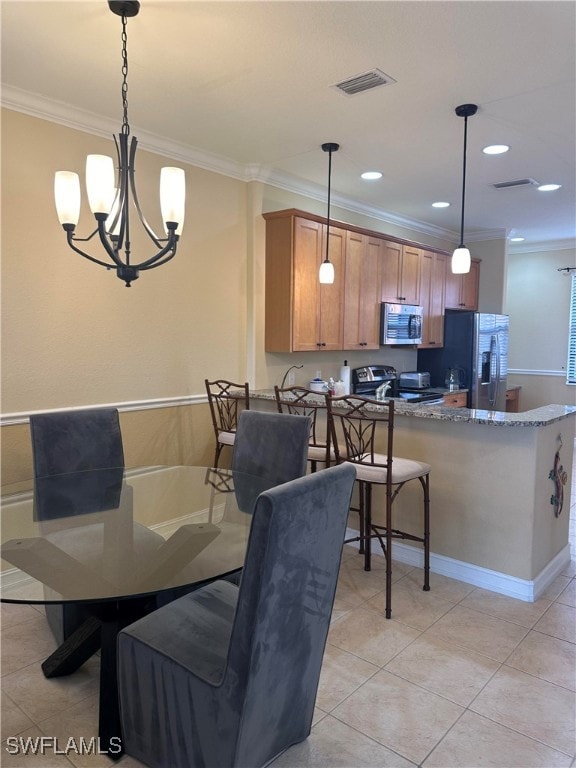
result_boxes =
[489,334,500,407]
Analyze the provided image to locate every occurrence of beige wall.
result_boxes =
[506,246,576,408]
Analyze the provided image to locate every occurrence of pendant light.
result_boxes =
[54,1,186,287]
[451,104,478,274]
[319,142,340,284]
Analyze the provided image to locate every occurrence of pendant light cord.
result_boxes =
[459,114,468,248]
[325,147,333,263]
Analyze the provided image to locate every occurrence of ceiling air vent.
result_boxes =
[332,68,396,96]
[492,178,540,189]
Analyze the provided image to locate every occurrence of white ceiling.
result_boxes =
[2,0,575,252]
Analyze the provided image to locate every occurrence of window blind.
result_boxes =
[568,274,576,384]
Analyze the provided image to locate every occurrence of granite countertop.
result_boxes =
[250,389,576,428]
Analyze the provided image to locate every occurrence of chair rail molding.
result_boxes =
[0,394,207,427]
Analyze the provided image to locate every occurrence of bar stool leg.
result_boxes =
[385,484,393,619]
[421,474,431,591]
[364,482,372,572]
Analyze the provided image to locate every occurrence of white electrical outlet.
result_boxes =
[287,370,296,386]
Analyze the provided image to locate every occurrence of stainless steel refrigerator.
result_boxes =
[418,310,509,410]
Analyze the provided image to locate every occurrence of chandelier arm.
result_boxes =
[127,136,164,248]
[138,243,179,271]
[66,231,121,269]
[132,231,178,269]
[95,217,129,268]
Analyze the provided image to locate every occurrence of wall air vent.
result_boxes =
[332,68,396,96]
[492,178,540,189]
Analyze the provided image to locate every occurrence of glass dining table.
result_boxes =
[0,465,271,758]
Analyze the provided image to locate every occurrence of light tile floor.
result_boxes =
[2,453,575,768]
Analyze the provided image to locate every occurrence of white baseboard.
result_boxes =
[344,527,572,602]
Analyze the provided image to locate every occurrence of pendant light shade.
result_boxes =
[319,142,340,284]
[451,246,471,274]
[451,103,478,275]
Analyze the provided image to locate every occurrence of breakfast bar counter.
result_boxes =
[249,389,576,601]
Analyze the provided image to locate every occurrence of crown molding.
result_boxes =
[1,85,246,180]
[508,238,576,254]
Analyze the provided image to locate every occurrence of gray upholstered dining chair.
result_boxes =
[29,408,141,644]
[30,408,125,643]
[117,462,357,768]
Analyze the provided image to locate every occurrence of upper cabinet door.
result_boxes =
[444,258,480,310]
[292,217,323,351]
[381,240,402,302]
[343,232,382,350]
[318,225,345,351]
[381,241,421,304]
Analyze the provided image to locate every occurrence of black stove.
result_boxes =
[352,365,445,404]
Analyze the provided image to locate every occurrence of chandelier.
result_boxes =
[53,1,185,287]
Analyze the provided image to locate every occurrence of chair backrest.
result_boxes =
[227,463,357,767]
[274,385,330,460]
[205,379,249,435]
[30,407,124,476]
[326,394,394,472]
[231,410,311,487]
[29,408,124,519]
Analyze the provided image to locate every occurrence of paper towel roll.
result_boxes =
[339,361,351,395]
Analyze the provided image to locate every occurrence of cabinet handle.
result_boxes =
[316,342,326,347]
[459,303,465,307]
[398,296,406,301]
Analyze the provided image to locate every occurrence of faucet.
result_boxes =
[280,364,303,389]
[376,382,392,401]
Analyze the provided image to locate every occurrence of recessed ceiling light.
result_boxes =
[432,201,450,208]
[509,236,525,242]
[482,144,510,155]
[537,183,561,191]
[361,171,383,180]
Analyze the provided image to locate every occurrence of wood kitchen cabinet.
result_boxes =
[381,241,421,305]
[442,391,468,408]
[264,208,482,353]
[343,231,382,350]
[264,212,344,352]
[444,259,480,310]
[419,250,447,348]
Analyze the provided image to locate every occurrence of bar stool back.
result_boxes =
[274,385,333,471]
[205,379,250,468]
[326,394,431,619]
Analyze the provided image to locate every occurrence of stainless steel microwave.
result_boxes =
[380,303,423,345]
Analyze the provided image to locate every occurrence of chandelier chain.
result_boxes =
[121,13,130,136]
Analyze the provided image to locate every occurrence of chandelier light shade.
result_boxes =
[451,103,478,275]
[54,1,186,287]
[319,142,340,284]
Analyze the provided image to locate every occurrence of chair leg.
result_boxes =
[421,473,431,592]
[364,482,372,572]
[385,485,392,619]
[213,442,222,469]
[358,481,365,555]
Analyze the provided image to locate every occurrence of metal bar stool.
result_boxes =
[274,385,333,471]
[205,379,250,468]
[326,394,431,619]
